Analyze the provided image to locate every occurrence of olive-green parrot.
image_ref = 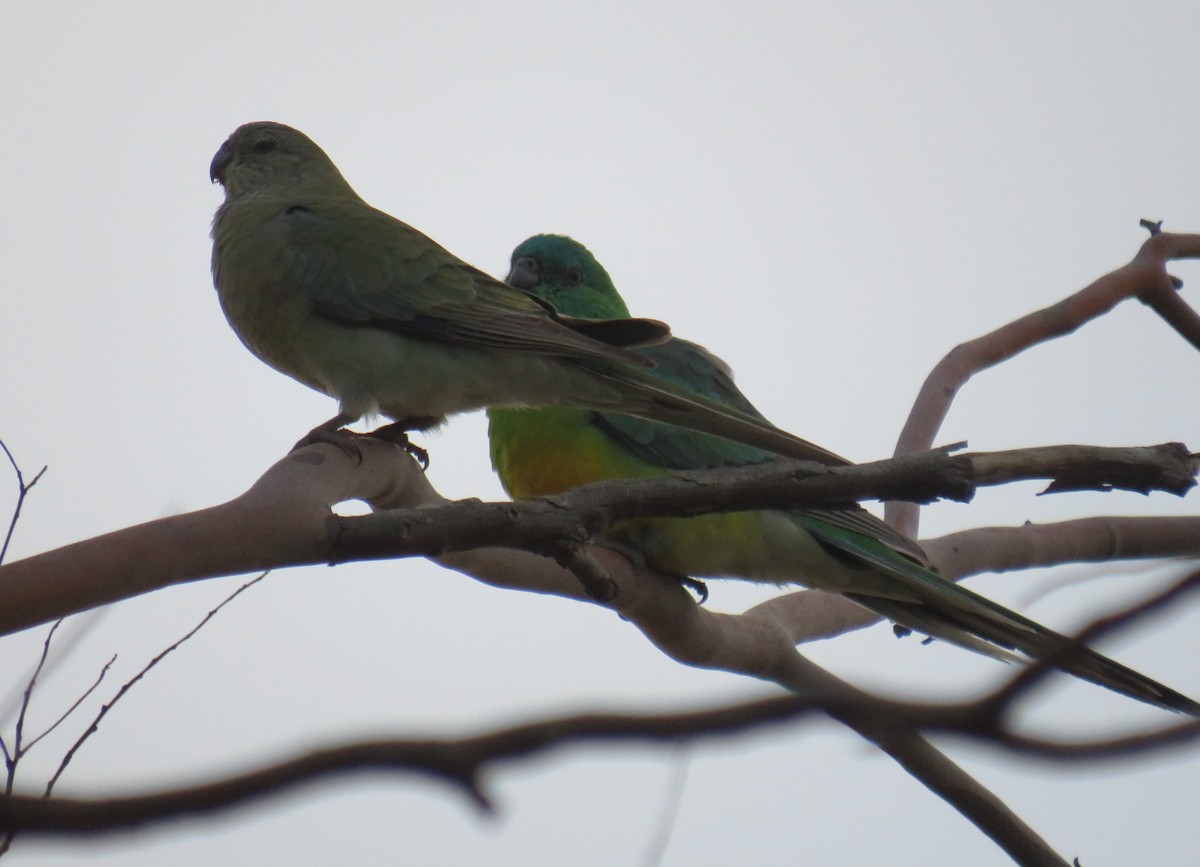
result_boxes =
[209,121,844,463]
[488,234,1200,715]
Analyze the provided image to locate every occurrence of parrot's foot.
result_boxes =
[368,420,436,471]
[293,414,364,464]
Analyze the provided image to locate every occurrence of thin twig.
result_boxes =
[6,622,62,793]
[1,619,61,859]
[22,656,117,754]
[45,573,269,795]
[0,439,47,567]
[0,610,109,724]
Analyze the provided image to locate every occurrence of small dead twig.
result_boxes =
[0,439,46,567]
[4,622,62,793]
[22,656,117,755]
[45,572,269,794]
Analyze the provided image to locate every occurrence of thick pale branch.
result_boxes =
[0,441,434,636]
[0,442,1194,637]
[925,515,1200,582]
[1,442,1193,637]
[887,230,1200,536]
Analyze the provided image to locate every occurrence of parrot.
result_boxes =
[487,233,1200,715]
[208,121,847,464]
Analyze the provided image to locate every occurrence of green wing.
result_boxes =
[280,202,665,364]
[592,338,929,564]
[593,339,778,467]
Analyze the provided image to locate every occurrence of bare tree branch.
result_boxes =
[1,620,61,857]
[0,679,1080,863]
[12,558,1196,867]
[925,516,1200,581]
[0,439,1192,866]
[0,611,109,726]
[0,436,1193,864]
[21,656,116,756]
[0,439,47,568]
[5,651,1195,855]
[4,622,61,793]
[44,573,268,796]
[0,441,1193,637]
[5,557,1195,861]
[886,229,1200,537]
[9,439,1163,861]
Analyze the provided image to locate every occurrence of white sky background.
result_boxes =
[3,2,1200,864]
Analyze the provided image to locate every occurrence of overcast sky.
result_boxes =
[4,2,1200,865]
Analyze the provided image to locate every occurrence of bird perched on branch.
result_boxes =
[487,233,1200,716]
[209,121,844,463]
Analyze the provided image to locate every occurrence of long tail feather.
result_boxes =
[808,519,1200,715]
[850,592,1200,715]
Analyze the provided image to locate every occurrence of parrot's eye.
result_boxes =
[252,139,278,155]
[565,267,583,287]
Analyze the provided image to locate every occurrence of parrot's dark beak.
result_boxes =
[507,256,540,290]
[209,140,233,185]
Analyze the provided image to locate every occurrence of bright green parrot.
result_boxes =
[209,121,845,464]
[488,234,1200,715]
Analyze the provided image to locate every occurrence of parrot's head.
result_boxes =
[210,121,350,201]
[506,234,631,320]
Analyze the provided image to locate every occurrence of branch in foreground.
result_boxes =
[887,229,1200,537]
[7,554,1196,859]
[4,567,1197,844]
[0,696,924,835]
[0,687,1091,837]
